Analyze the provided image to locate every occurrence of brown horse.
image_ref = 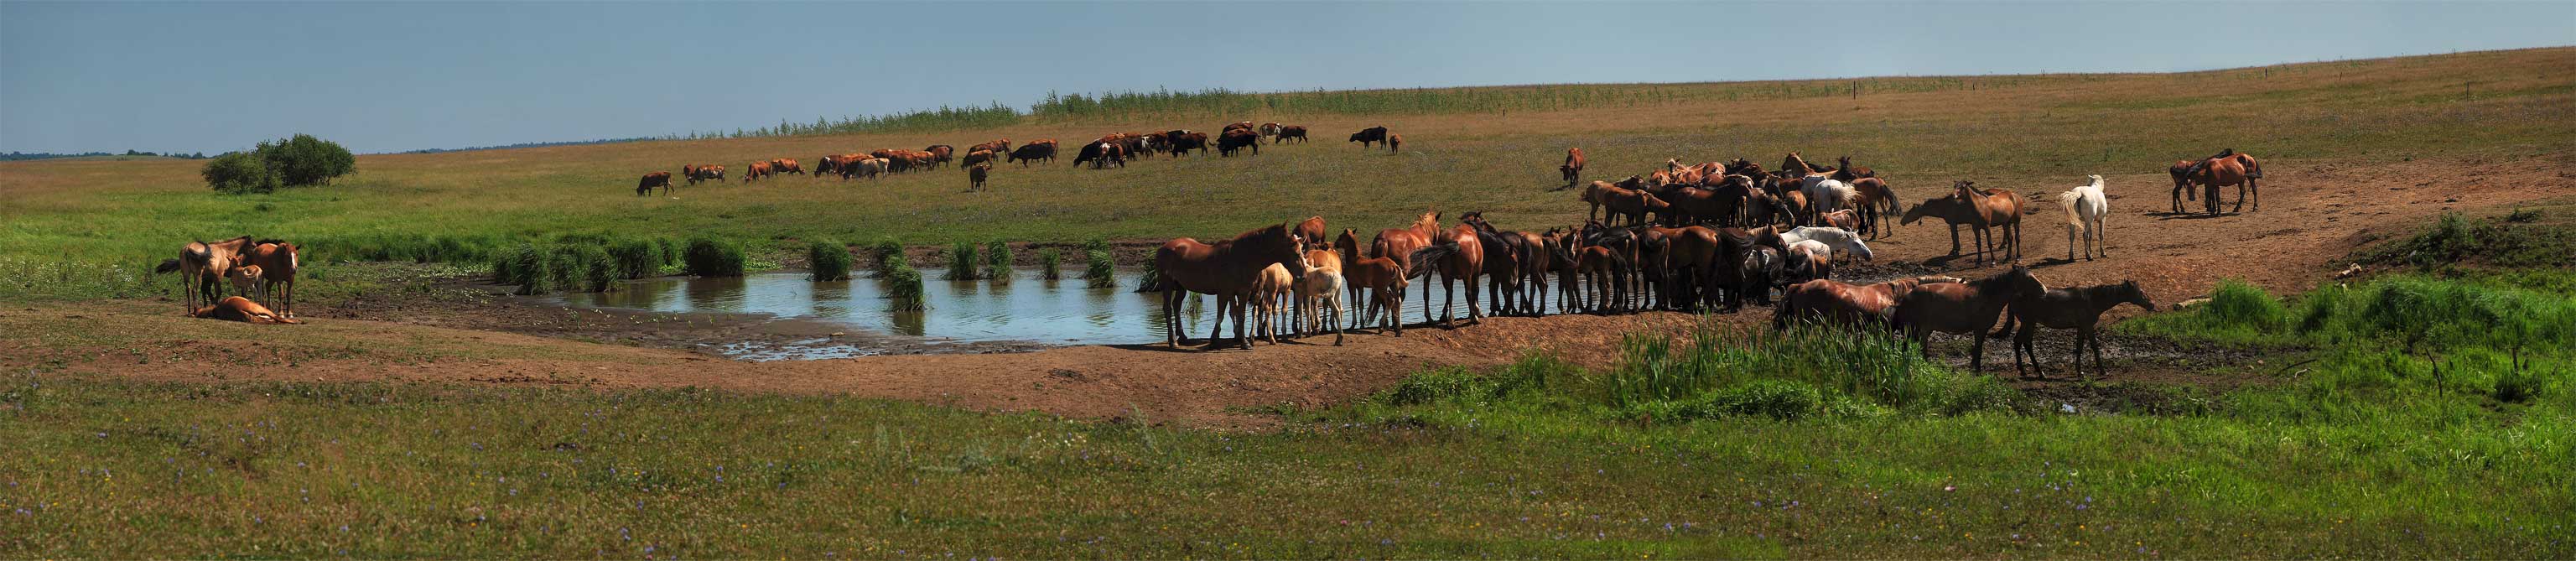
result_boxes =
[1846,177,1901,237]
[1406,223,1484,326]
[1773,275,1963,330]
[1293,216,1327,251]
[1992,279,2155,381]
[1458,212,1537,316]
[1900,180,2027,266]
[1343,252,1409,336]
[1372,211,1442,320]
[2192,150,2263,214]
[1155,222,1307,348]
[2166,159,2201,214]
[226,264,263,306]
[240,241,300,318]
[155,236,256,314]
[192,296,301,324]
[1248,263,1296,345]
[1891,265,2038,372]
[1560,148,1587,185]
[1540,228,1581,314]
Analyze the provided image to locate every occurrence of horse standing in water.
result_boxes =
[1406,223,1485,327]
[1154,222,1307,349]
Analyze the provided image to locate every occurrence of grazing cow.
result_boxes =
[684,164,724,184]
[1166,132,1209,156]
[842,158,887,179]
[636,171,673,196]
[924,145,955,169]
[1386,133,1402,153]
[1223,121,1255,132]
[771,158,803,175]
[1348,126,1389,148]
[816,155,845,177]
[1560,148,1587,185]
[1009,143,1057,167]
[969,139,1011,156]
[1258,122,1282,137]
[743,161,773,183]
[968,164,989,192]
[962,149,996,168]
[1275,125,1309,143]
[1218,128,1261,156]
[1073,141,1125,169]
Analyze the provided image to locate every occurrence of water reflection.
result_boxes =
[552,268,1450,346]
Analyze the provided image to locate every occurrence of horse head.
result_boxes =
[2116,280,2156,311]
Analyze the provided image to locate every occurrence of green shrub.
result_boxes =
[808,239,851,281]
[495,243,547,293]
[870,238,905,271]
[653,237,682,271]
[574,245,616,293]
[1132,255,1161,292]
[543,245,587,292]
[1039,249,1062,280]
[1084,248,1117,288]
[944,242,979,280]
[200,151,277,194]
[886,264,927,311]
[683,237,746,278]
[608,238,660,279]
[984,241,1013,283]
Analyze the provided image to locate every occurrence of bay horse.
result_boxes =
[1560,148,1587,185]
[1540,228,1581,314]
[1460,212,1539,316]
[192,296,301,324]
[1992,279,2154,381]
[2190,149,2263,214]
[1900,180,2027,267]
[1293,216,1327,251]
[241,241,301,318]
[155,236,256,314]
[1891,265,2038,372]
[1846,177,1901,237]
[1773,275,1963,331]
[1405,223,1485,326]
[1155,222,1307,349]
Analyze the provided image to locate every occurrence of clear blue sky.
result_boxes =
[3,2,2569,154]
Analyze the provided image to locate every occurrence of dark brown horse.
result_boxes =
[1560,148,1587,185]
[1993,279,2155,381]
[1900,180,2028,266]
[1293,216,1327,251]
[1773,275,1963,331]
[1406,223,1484,326]
[1891,265,2038,372]
[1155,222,1307,348]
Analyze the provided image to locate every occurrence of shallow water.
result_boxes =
[551,268,1463,358]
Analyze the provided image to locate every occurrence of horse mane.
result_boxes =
[254,238,288,246]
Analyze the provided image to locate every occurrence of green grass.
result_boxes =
[807,239,850,282]
[943,242,979,281]
[681,237,745,278]
[984,241,1012,283]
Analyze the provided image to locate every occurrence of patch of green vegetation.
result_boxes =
[1038,248,1062,280]
[682,237,745,278]
[807,239,850,282]
[943,242,979,281]
[984,241,1012,284]
[2355,211,2574,272]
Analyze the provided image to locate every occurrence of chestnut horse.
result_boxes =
[1773,275,1964,331]
[1372,211,1442,322]
[1891,265,2038,372]
[192,296,301,324]
[240,241,300,318]
[1155,222,1307,348]
[155,236,256,314]
[1992,279,2155,381]
[1406,223,1485,326]
[1900,180,2028,267]
[1293,216,1327,251]
[2192,149,2263,214]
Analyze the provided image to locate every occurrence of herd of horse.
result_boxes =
[1150,148,2256,381]
[633,122,1396,196]
[154,236,303,325]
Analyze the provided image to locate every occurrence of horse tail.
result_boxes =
[155,258,182,274]
[1405,245,1452,280]
[2243,155,2264,179]
[2056,190,2085,229]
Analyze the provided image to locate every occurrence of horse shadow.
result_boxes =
[2028,257,2080,269]
[2149,211,2236,221]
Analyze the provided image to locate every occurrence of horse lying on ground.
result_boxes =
[192,296,301,324]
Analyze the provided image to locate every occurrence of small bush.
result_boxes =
[653,237,682,271]
[1084,248,1118,288]
[543,245,587,293]
[808,239,851,281]
[608,238,659,279]
[683,237,747,277]
[2493,368,2546,403]
[945,242,980,280]
[1040,249,1062,280]
[1133,256,1161,293]
[985,241,1013,283]
[496,243,547,293]
[886,264,927,311]
[202,152,277,194]
[870,239,905,270]
[574,245,616,293]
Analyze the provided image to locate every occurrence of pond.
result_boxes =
[549,268,1456,360]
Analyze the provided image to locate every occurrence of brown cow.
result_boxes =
[1387,133,1402,153]
[968,164,989,192]
[969,139,1011,156]
[636,171,672,196]
[770,158,803,175]
[1275,125,1308,143]
[962,149,996,168]
[924,145,955,169]
[742,161,773,183]
[1218,128,1260,156]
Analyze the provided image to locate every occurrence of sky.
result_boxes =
[3,2,2571,155]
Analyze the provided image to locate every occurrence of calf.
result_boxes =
[969,164,989,192]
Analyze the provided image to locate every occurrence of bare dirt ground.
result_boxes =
[13,155,2573,428]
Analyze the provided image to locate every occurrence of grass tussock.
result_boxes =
[1038,248,1062,280]
[683,237,746,278]
[807,239,851,282]
[943,242,979,281]
[984,241,1012,283]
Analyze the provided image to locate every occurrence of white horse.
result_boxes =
[1294,265,1347,345]
[2059,174,2110,261]
[1779,226,1875,262]
[1800,174,1857,225]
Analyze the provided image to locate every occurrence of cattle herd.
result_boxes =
[633,122,1378,196]
[1148,147,2262,382]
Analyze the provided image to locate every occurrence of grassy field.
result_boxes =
[3,48,2572,301]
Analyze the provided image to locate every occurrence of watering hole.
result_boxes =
[548,268,1460,361]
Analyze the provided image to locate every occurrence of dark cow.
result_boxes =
[1165,131,1208,157]
[969,164,990,192]
[1349,126,1389,148]
[1073,140,1126,169]
[1218,128,1261,157]
[1009,143,1057,167]
[1275,125,1308,143]
[636,171,672,196]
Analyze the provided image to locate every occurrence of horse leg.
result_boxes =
[2087,327,2108,382]
[1206,293,1229,348]
[1948,224,1962,256]
[1466,273,1483,321]
[1970,327,1987,373]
